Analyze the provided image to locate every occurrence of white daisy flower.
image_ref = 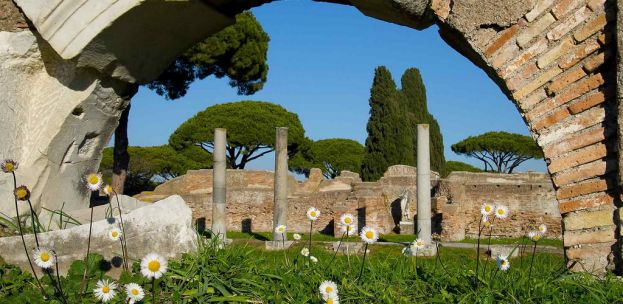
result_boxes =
[496,255,510,271]
[401,247,412,257]
[360,226,379,244]
[310,256,318,263]
[528,231,542,242]
[411,238,425,251]
[274,225,287,234]
[103,184,114,196]
[108,226,122,241]
[339,213,355,226]
[319,280,338,297]
[125,283,144,304]
[323,292,340,304]
[33,247,55,269]
[93,279,117,302]
[482,214,492,228]
[307,207,320,221]
[494,205,509,219]
[84,172,103,191]
[300,248,309,257]
[140,253,168,279]
[293,233,302,241]
[1,159,18,173]
[480,203,494,216]
[340,224,357,236]
[538,224,547,235]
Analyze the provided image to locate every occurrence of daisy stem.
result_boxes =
[435,242,451,278]
[324,230,347,272]
[152,278,157,304]
[414,251,418,279]
[519,235,527,269]
[54,254,68,304]
[489,267,500,288]
[357,243,369,281]
[475,216,483,286]
[11,172,47,297]
[113,191,129,271]
[26,199,40,247]
[281,232,288,266]
[482,218,496,278]
[80,205,94,295]
[308,220,313,266]
[528,241,537,281]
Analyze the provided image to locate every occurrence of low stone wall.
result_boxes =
[136,166,562,240]
[436,172,561,240]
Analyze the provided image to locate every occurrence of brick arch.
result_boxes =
[428,0,618,273]
[4,0,620,273]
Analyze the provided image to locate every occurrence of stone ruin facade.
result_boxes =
[0,0,621,273]
[135,166,562,241]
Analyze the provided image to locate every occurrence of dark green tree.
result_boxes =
[289,138,364,179]
[441,160,483,177]
[451,131,543,173]
[112,11,269,193]
[169,101,306,169]
[101,145,211,195]
[361,66,414,181]
[400,67,446,174]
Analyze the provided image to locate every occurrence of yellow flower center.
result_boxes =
[485,206,491,212]
[15,188,27,199]
[326,286,332,293]
[344,217,352,224]
[539,227,545,232]
[88,175,99,185]
[131,288,139,295]
[327,299,334,304]
[105,185,113,194]
[534,234,541,241]
[40,252,49,262]
[417,242,423,246]
[111,231,118,238]
[310,211,317,217]
[365,231,374,239]
[102,286,110,293]
[497,209,504,215]
[502,260,507,266]
[148,260,160,272]
[5,163,14,171]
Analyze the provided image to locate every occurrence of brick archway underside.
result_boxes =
[3,0,620,273]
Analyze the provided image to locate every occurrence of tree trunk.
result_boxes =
[112,103,131,194]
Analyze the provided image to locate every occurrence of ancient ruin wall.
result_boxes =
[437,172,561,241]
[136,167,562,241]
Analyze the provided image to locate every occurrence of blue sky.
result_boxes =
[126,1,547,174]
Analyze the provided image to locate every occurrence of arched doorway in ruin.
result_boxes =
[0,0,618,273]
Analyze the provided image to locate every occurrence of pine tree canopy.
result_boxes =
[169,101,306,169]
[451,131,543,173]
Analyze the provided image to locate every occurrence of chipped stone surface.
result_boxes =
[0,195,197,275]
[446,0,535,32]
[0,30,136,218]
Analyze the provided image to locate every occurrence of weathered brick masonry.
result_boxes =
[136,167,562,243]
[429,0,619,273]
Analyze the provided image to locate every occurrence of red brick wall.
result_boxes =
[431,0,618,272]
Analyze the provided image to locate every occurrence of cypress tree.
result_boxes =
[399,68,446,174]
[361,67,414,181]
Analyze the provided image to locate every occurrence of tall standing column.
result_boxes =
[212,128,227,242]
[273,127,288,242]
[417,124,431,245]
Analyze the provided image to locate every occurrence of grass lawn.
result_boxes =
[227,231,564,247]
[2,235,619,303]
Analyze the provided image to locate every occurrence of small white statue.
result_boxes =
[399,189,410,222]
